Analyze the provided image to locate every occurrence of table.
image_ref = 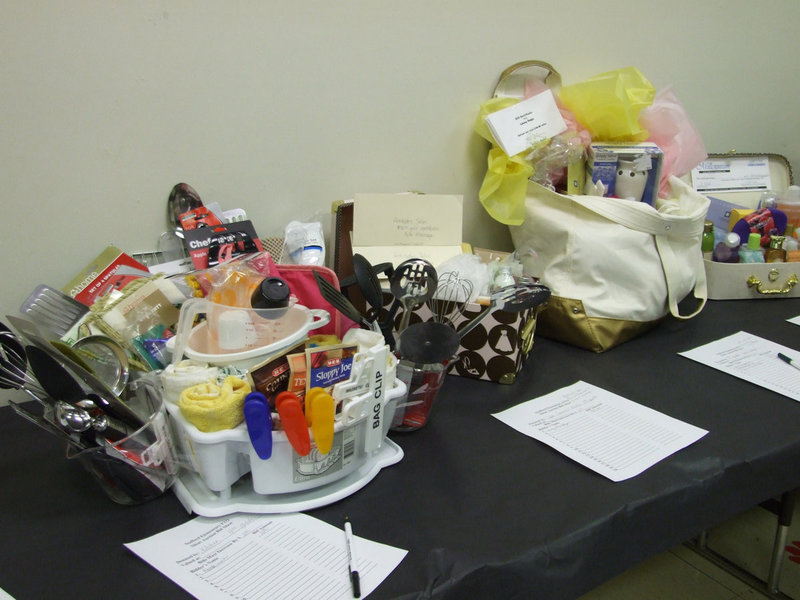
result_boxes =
[2,298,800,599]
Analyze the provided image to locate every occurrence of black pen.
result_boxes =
[778,352,800,372]
[344,517,361,598]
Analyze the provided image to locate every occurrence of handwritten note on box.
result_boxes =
[352,193,464,269]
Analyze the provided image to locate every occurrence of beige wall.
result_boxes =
[1,0,798,402]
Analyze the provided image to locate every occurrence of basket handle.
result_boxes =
[493,60,562,98]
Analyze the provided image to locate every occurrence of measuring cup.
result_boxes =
[390,359,450,432]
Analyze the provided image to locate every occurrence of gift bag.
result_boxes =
[509,177,709,351]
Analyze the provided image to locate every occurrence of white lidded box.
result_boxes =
[691,153,800,300]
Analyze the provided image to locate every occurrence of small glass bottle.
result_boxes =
[701,220,715,260]
[759,190,780,210]
[765,235,787,263]
[739,233,765,263]
[785,224,799,249]
[712,232,741,263]
[493,266,515,289]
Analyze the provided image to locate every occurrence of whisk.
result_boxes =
[0,330,49,401]
[428,271,473,328]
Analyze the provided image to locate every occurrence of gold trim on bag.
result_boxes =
[536,296,662,352]
[747,271,799,295]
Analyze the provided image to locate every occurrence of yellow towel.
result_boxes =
[178,376,251,432]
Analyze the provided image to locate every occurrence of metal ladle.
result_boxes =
[55,400,133,443]
[55,401,94,433]
[166,182,203,239]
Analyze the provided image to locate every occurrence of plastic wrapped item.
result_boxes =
[526,132,586,189]
[180,251,278,301]
[558,66,656,142]
[523,79,592,189]
[284,221,326,266]
[434,253,490,301]
[474,79,589,224]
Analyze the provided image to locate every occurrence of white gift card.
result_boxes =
[484,89,567,157]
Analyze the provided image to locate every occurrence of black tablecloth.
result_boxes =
[2,298,800,599]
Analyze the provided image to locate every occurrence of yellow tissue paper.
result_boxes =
[474,97,535,225]
[473,96,520,145]
[178,375,251,432]
[478,147,534,226]
[558,66,655,142]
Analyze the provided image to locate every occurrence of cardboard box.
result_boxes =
[586,142,663,206]
[705,195,747,232]
[63,246,149,306]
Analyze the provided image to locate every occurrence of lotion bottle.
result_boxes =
[701,220,715,260]
[765,235,787,263]
[739,233,765,263]
[712,232,741,263]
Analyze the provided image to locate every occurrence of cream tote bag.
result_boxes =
[509,176,709,352]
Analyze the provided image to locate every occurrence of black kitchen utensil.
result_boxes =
[313,271,373,330]
[26,345,86,404]
[251,276,291,311]
[393,259,438,333]
[381,259,438,347]
[350,254,391,320]
[396,321,460,365]
[458,282,551,339]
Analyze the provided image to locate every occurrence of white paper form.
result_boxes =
[492,381,708,482]
[691,156,772,193]
[125,513,407,600]
[679,330,800,402]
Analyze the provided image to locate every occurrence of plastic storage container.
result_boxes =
[68,375,179,505]
[166,374,406,515]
